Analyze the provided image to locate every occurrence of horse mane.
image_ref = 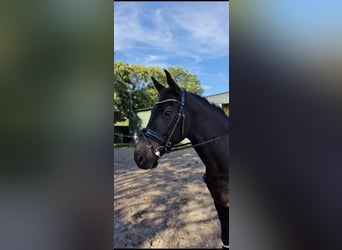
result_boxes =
[190,92,228,119]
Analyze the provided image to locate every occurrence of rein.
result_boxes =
[167,133,227,153]
[139,88,228,158]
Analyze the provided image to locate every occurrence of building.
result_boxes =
[204,91,229,116]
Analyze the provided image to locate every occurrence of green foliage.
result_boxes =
[113,142,136,148]
[113,62,203,123]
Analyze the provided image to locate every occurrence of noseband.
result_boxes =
[139,88,186,158]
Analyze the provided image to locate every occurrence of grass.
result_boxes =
[114,142,136,148]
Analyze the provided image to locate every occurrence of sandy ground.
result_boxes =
[114,147,222,248]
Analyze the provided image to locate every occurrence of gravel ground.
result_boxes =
[114,147,222,248]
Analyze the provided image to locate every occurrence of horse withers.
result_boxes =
[134,70,229,248]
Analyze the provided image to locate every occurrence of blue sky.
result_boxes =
[114,1,229,96]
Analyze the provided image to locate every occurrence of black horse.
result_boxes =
[134,70,229,248]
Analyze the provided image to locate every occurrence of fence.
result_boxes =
[114,133,137,143]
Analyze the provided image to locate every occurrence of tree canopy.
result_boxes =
[114,62,203,123]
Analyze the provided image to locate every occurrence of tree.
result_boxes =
[113,62,203,124]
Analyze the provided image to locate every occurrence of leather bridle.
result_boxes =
[139,88,186,158]
[139,88,228,159]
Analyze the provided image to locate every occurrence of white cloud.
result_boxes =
[168,3,229,55]
[114,2,229,61]
[143,55,168,68]
[114,4,173,52]
[202,85,213,90]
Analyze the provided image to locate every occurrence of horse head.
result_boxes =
[134,70,190,169]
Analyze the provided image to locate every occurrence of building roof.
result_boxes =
[204,91,229,105]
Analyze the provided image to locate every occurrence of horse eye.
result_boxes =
[164,111,171,117]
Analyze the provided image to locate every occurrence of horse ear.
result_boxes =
[164,69,181,95]
[151,77,165,93]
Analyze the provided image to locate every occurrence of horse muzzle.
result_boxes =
[134,153,158,169]
[134,142,159,169]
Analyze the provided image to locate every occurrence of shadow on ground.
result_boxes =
[114,147,222,248]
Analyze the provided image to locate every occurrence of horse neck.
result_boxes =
[184,93,229,176]
[186,93,228,143]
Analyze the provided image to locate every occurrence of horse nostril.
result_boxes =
[136,154,145,166]
[138,155,144,164]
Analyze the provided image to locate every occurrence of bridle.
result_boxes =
[140,88,186,158]
[139,88,227,158]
